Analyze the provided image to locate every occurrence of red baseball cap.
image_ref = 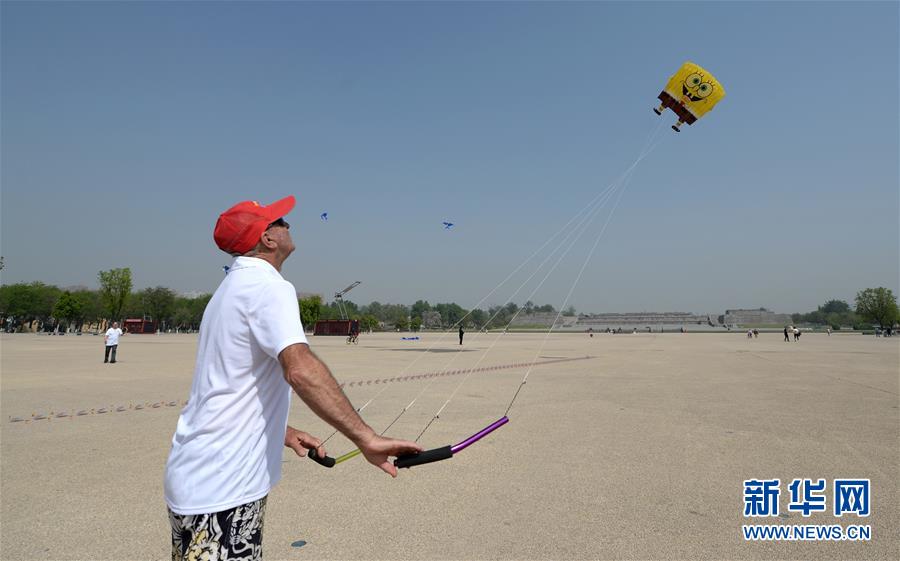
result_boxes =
[213,195,295,254]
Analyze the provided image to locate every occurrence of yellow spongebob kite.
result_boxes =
[654,61,725,132]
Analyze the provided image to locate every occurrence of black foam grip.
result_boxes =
[394,445,453,469]
[307,448,336,468]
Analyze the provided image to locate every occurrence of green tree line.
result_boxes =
[791,289,899,330]
[0,267,212,333]
[0,270,570,334]
[6,269,895,334]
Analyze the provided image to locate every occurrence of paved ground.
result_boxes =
[1,330,897,560]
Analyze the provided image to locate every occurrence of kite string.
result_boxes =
[381,174,626,441]
[322,142,645,445]
[504,123,668,416]
[410,125,667,441]
[327,120,666,449]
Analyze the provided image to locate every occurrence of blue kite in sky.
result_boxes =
[442,221,454,230]
[320,212,328,221]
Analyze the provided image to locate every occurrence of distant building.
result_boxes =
[576,312,712,328]
[722,308,791,326]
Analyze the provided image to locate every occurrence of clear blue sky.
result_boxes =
[2,1,897,315]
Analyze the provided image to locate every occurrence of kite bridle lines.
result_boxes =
[309,122,668,469]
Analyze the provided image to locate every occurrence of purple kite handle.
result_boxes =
[394,416,509,469]
[451,416,509,454]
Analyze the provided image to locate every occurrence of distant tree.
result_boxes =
[422,310,442,329]
[52,291,83,330]
[0,282,61,329]
[434,302,466,327]
[141,286,177,330]
[819,299,851,315]
[98,268,132,321]
[382,304,410,325]
[469,308,488,329]
[523,300,534,315]
[486,304,511,329]
[410,317,423,332]
[72,289,103,327]
[410,300,431,320]
[362,301,384,321]
[188,294,211,328]
[855,287,900,329]
[359,314,379,332]
[172,305,193,331]
[299,295,322,329]
[563,305,576,316]
[339,299,360,319]
[121,292,144,319]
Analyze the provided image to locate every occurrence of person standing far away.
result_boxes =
[163,196,422,561]
[784,326,790,342]
[459,324,465,345]
[104,321,124,363]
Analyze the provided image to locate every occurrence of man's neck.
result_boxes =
[241,253,283,272]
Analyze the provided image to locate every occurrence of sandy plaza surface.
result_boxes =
[0,330,897,560]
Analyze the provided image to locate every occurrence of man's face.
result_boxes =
[265,218,295,259]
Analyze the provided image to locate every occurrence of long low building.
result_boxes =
[576,312,714,327]
[721,308,792,326]
[506,311,719,331]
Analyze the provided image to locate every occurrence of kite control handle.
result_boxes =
[307,447,336,468]
[394,445,453,469]
[394,417,509,469]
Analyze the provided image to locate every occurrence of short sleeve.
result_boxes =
[250,280,309,358]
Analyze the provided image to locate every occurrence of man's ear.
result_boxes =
[259,231,278,250]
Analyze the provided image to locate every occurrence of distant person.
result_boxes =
[588,327,594,338]
[793,327,801,341]
[347,319,360,344]
[826,327,832,336]
[753,329,759,338]
[164,196,421,560]
[104,322,124,363]
[784,326,790,342]
[747,329,753,339]
[459,324,465,345]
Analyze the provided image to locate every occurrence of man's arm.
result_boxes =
[278,343,422,476]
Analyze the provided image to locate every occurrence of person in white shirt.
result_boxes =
[164,195,422,560]
[103,321,123,363]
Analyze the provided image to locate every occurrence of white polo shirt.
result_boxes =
[164,257,308,515]
[105,327,123,346]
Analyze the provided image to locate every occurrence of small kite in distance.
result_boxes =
[320,212,328,221]
[442,222,454,230]
[222,265,230,275]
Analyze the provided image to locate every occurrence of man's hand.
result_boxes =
[279,343,423,477]
[357,434,424,478]
[284,425,325,459]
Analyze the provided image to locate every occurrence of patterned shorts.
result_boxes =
[168,497,267,561]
